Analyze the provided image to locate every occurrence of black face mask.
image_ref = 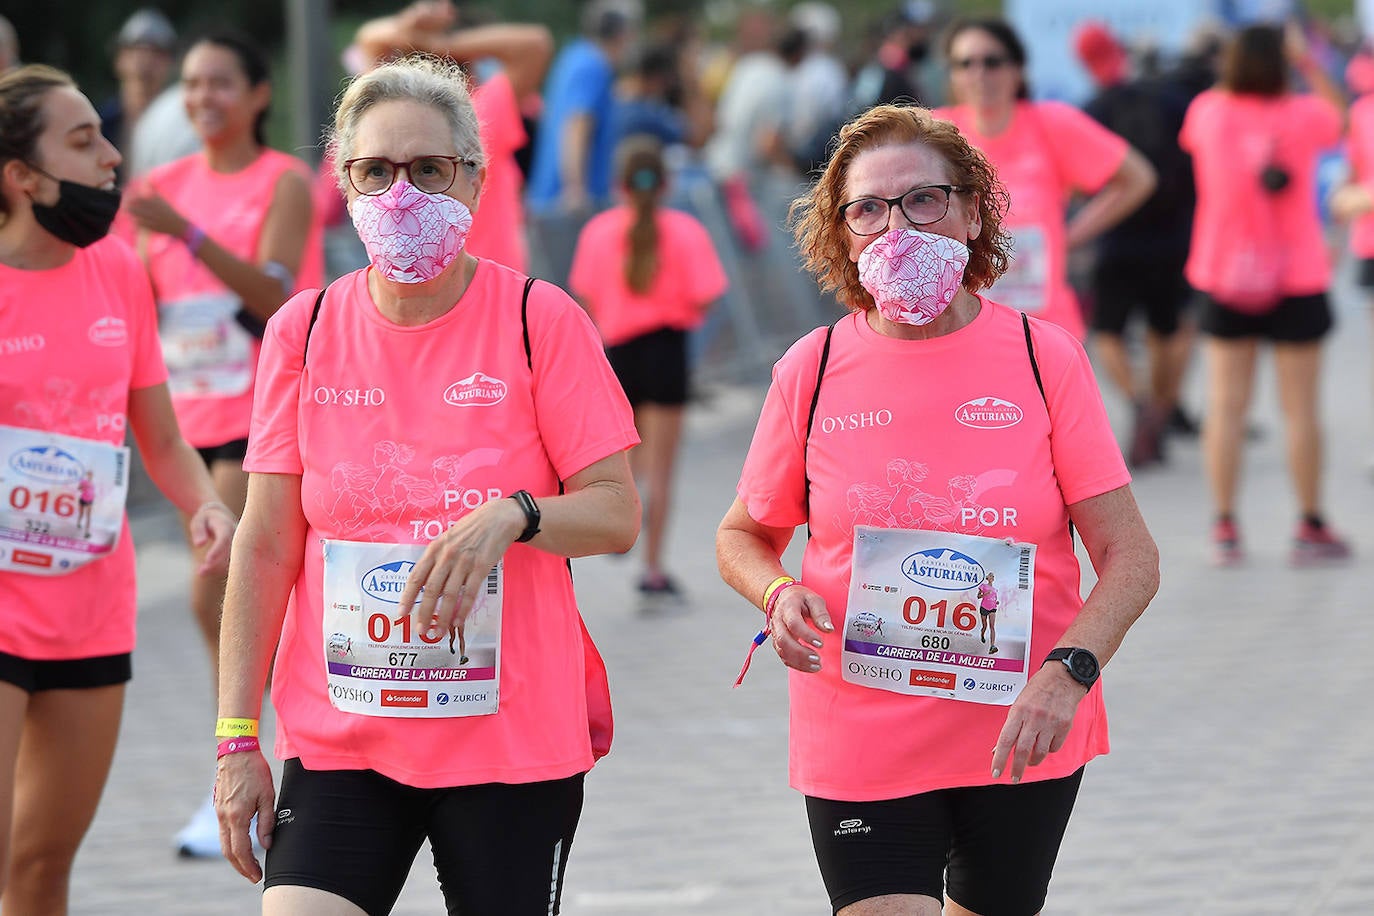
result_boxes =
[27,167,121,248]
[907,41,929,64]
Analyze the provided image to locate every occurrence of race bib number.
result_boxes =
[159,293,254,397]
[985,224,1048,313]
[321,539,501,718]
[843,526,1036,706]
[0,425,128,576]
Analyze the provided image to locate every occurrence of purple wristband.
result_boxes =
[183,224,207,256]
[217,736,260,758]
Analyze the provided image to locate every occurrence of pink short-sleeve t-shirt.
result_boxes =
[140,149,325,448]
[569,206,728,346]
[246,261,638,788]
[736,300,1130,801]
[1349,95,1374,258]
[935,101,1128,340]
[1180,90,1341,296]
[0,237,167,659]
[466,72,530,273]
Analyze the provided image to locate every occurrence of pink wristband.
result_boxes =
[217,736,260,758]
[765,579,799,618]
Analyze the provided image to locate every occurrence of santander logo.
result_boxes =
[88,317,128,347]
[444,372,507,407]
[955,397,1023,430]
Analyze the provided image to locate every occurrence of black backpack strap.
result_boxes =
[521,276,537,371]
[1022,311,1075,545]
[803,324,835,537]
[302,287,327,365]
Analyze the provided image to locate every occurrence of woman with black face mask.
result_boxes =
[0,64,235,912]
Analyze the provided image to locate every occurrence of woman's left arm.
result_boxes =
[395,451,640,633]
[991,484,1159,783]
[1064,148,1157,250]
[126,383,236,574]
[125,170,315,323]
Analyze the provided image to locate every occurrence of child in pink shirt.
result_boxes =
[570,139,727,596]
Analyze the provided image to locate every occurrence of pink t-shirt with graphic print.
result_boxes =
[569,206,728,347]
[1180,91,1340,297]
[935,101,1128,340]
[736,299,1130,801]
[0,237,167,659]
[978,581,997,611]
[467,72,529,273]
[139,148,324,448]
[245,260,638,789]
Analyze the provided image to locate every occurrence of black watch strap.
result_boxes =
[1044,647,1100,689]
[511,490,541,543]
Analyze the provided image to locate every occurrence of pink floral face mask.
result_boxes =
[350,181,472,284]
[857,228,969,326]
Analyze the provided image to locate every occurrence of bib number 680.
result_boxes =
[902,596,977,631]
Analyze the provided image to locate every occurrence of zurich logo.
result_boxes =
[359,560,417,604]
[436,692,450,705]
[955,397,1023,429]
[901,548,985,591]
[9,445,85,485]
[963,678,976,690]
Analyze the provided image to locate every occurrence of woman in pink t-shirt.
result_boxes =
[717,105,1159,915]
[121,31,323,856]
[976,571,999,652]
[0,65,234,911]
[570,139,728,597]
[1179,24,1351,567]
[934,18,1156,341]
[213,57,640,915]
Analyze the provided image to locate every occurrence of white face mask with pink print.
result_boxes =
[857,228,969,326]
[350,181,473,284]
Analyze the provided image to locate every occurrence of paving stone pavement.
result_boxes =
[67,269,1374,914]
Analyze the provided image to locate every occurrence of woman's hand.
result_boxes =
[990,664,1085,783]
[769,585,835,673]
[395,496,524,636]
[215,750,276,883]
[124,189,191,239]
[189,500,236,575]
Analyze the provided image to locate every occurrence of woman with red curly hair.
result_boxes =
[716,104,1158,915]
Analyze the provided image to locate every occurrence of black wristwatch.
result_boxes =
[1044,647,1100,690]
[510,490,541,543]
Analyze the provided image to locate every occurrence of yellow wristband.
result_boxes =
[761,575,796,612]
[215,717,259,738]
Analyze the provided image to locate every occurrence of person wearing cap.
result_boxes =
[1073,20,1197,469]
[99,9,178,181]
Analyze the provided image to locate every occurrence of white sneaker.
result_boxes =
[175,791,220,858]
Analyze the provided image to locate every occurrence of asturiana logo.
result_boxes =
[360,560,417,604]
[955,396,1023,429]
[901,548,985,591]
[87,316,128,347]
[9,445,85,485]
[444,372,507,407]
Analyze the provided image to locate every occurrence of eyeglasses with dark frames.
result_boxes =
[952,55,1011,71]
[343,155,478,196]
[839,184,966,236]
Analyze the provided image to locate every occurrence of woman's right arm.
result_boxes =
[215,471,307,883]
[717,498,833,672]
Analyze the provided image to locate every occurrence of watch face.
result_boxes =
[1070,652,1098,679]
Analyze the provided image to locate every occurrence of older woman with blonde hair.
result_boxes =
[717,104,1158,915]
[213,55,640,915]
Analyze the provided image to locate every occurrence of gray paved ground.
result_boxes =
[68,265,1374,914]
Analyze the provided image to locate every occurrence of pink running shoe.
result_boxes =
[1291,521,1352,566]
[1212,518,1242,567]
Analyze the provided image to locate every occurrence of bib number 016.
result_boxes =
[366,613,443,645]
[9,486,77,517]
[902,596,978,631]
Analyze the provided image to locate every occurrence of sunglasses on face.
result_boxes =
[953,55,1010,71]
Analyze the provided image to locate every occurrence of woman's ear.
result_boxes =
[966,191,982,241]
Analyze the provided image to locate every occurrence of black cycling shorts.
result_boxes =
[1199,292,1332,343]
[264,759,584,916]
[806,767,1084,915]
[0,651,131,692]
[1089,255,1192,337]
[195,437,249,468]
[605,326,689,407]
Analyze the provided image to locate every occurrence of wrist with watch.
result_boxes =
[509,489,541,543]
[1043,647,1099,690]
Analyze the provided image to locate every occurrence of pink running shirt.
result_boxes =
[1180,90,1340,297]
[0,237,167,659]
[1349,94,1374,258]
[736,300,1129,801]
[140,149,324,447]
[978,581,997,611]
[246,261,639,788]
[467,72,530,273]
[569,206,728,347]
[935,101,1128,340]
